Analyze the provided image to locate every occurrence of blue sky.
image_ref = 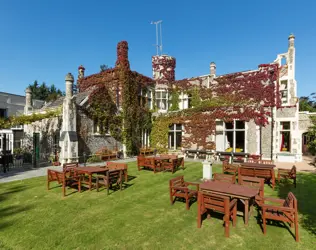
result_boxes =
[0,0,315,97]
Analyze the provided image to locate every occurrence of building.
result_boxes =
[0,92,26,152]
[22,35,315,163]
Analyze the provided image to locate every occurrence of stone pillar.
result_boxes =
[59,73,78,165]
[24,87,32,114]
[210,62,216,76]
[202,160,213,180]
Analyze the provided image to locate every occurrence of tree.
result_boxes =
[307,116,316,156]
[299,93,316,112]
[100,64,112,72]
[28,81,64,102]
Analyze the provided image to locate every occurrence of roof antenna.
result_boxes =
[151,20,163,55]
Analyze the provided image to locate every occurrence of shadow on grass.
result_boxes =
[0,185,34,230]
[277,172,316,235]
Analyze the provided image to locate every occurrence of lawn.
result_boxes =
[0,161,316,250]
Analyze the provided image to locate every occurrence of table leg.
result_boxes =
[89,174,92,191]
[244,199,249,226]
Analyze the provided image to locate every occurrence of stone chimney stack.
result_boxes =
[65,73,74,99]
[288,33,295,48]
[78,65,85,79]
[210,62,216,76]
[25,87,32,114]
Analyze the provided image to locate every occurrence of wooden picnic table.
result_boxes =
[76,166,107,191]
[240,162,276,189]
[199,180,259,226]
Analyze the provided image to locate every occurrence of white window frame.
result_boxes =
[280,80,289,105]
[93,120,110,136]
[280,121,291,152]
[168,124,183,150]
[216,120,246,153]
[155,89,168,111]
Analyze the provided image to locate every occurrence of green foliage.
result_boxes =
[307,116,316,155]
[86,154,103,163]
[121,70,143,156]
[88,85,121,140]
[100,64,112,72]
[28,81,64,101]
[169,89,179,111]
[299,94,316,112]
[150,116,170,153]
[0,108,62,129]
[190,87,201,107]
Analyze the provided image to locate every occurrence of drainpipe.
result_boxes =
[271,106,274,160]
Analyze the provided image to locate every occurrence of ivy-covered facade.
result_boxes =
[21,35,311,163]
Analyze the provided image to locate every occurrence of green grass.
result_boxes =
[0,162,316,250]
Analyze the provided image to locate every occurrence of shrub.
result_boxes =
[86,154,102,163]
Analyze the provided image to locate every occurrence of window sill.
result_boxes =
[92,133,111,137]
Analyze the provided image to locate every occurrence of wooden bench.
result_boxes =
[95,147,118,161]
[161,157,184,173]
[107,162,128,182]
[278,165,296,188]
[139,147,155,156]
[222,161,238,175]
[261,192,299,242]
[213,173,236,184]
[238,166,275,189]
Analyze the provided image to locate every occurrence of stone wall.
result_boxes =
[299,112,314,131]
[246,121,257,154]
[76,109,122,158]
[261,123,272,159]
[276,107,296,118]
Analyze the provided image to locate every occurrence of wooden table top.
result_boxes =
[200,180,259,199]
[241,162,275,169]
[76,166,107,174]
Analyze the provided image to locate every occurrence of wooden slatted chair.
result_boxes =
[96,169,123,195]
[162,157,184,173]
[107,162,128,182]
[169,176,199,210]
[222,161,238,175]
[213,173,236,184]
[278,165,296,188]
[261,192,299,242]
[238,176,264,206]
[197,191,237,237]
[137,155,158,173]
[47,168,82,197]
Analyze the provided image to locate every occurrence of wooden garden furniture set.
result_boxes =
[137,155,184,173]
[170,161,299,240]
[47,162,128,196]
